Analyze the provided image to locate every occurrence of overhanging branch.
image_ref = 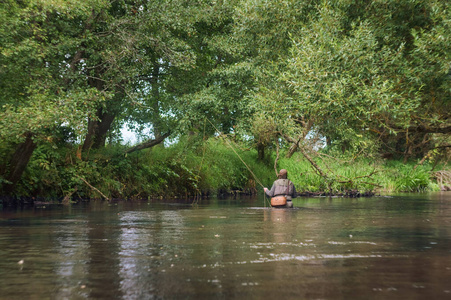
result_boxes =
[281,133,327,178]
[125,132,170,154]
[403,125,451,135]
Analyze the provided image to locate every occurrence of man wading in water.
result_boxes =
[264,169,297,208]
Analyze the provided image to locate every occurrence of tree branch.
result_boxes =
[281,133,327,178]
[404,125,451,134]
[76,176,109,200]
[125,131,170,154]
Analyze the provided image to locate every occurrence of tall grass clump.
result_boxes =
[135,137,274,198]
[276,152,380,193]
[273,151,440,193]
[379,160,436,192]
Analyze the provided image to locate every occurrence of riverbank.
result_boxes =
[1,139,449,205]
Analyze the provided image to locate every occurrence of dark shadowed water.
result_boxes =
[1,193,451,299]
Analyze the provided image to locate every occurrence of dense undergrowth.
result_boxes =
[279,152,441,194]
[3,137,447,202]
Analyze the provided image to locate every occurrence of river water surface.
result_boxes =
[1,193,451,299]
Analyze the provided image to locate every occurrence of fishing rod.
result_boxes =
[205,118,270,207]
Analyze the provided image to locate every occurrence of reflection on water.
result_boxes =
[53,219,90,299]
[1,193,451,299]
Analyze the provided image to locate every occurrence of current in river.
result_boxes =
[1,193,451,299]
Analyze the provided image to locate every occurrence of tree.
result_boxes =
[0,0,247,195]
[242,0,450,160]
[228,0,321,158]
[0,0,108,193]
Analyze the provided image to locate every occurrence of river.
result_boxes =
[1,193,450,299]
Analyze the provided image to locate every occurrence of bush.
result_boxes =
[7,136,443,201]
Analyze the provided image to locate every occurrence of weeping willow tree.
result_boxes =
[281,0,450,161]
[234,0,450,161]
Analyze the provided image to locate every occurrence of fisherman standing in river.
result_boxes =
[264,169,297,208]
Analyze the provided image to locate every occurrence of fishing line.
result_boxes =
[206,118,265,189]
[193,118,208,205]
[205,119,271,207]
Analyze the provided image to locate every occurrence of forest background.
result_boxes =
[0,0,450,205]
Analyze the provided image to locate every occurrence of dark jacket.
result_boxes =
[265,179,297,200]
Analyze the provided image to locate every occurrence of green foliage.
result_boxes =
[381,161,434,193]
[4,131,444,200]
[0,0,449,200]
[10,136,275,200]
[274,151,440,194]
[0,0,111,148]
[240,0,450,158]
[276,152,377,193]
[138,137,273,196]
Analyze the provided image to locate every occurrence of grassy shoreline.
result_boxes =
[1,138,449,204]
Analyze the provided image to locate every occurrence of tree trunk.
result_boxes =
[82,108,116,156]
[257,142,265,161]
[287,119,313,158]
[3,132,37,194]
[81,67,124,158]
[282,133,328,178]
[286,140,299,159]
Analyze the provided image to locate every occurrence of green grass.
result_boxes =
[10,138,445,200]
[274,151,441,194]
